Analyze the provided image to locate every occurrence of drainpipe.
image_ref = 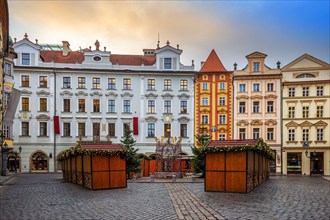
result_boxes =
[53,65,57,173]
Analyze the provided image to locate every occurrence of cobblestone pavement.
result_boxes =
[166,183,225,220]
[0,174,329,220]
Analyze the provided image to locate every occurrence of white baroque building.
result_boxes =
[11,34,195,172]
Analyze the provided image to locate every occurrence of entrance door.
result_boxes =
[311,152,324,175]
[31,152,48,171]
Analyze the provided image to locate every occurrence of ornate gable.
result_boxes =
[251,120,262,126]
[90,91,103,97]
[300,121,313,128]
[314,120,328,128]
[237,120,249,126]
[282,54,330,71]
[265,119,278,126]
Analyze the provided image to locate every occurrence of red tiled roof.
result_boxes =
[200,49,227,72]
[207,139,258,147]
[40,51,84,63]
[80,144,123,151]
[110,54,156,66]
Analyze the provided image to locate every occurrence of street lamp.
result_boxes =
[18,146,22,154]
[303,141,310,158]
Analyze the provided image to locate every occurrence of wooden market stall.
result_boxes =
[59,142,127,190]
[205,139,274,193]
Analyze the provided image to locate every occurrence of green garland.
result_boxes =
[57,144,127,161]
[203,139,276,160]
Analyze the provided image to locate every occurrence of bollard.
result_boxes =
[132,176,137,182]
[172,174,176,182]
[192,175,196,183]
[150,174,155,182]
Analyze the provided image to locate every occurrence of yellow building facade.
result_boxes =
[282,54,330,176]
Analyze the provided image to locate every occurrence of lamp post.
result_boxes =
[303,141,310,158]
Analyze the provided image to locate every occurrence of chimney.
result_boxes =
[62,41,70,57]
[177,44,179,49]
[201,61,205,68]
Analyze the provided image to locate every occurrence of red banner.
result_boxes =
[133,117,138,135]
[54,116,60,135]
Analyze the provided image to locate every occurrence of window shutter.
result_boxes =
[173,58,177,69]
[159,58,164,70]
[31,53,35,66]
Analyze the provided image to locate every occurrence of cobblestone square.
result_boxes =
[0,174,329,220]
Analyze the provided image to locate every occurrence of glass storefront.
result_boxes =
[287,153,302,174]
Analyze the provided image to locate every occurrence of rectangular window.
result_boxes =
[253,62,260,72]
[22,97,29,111]
[78,123,86,137]
[93,99,100,112]
[267,101,274,113]
[148,123,155,137]
[180,124,188,138]
[180,101,187,114]
[219,134,225,140]
[164,58,172,69]
[180,80,188,91]
[267,83,274,92]
[148,100,155,113]
[123,123,131,135]
[39,76,48,88]
[219,82,225,90]
[63,123,71,136]
[63,99,70,112]
[4,62,11,75]
[239,84,246,92]
[239,128,246,140]
[317,106,323,118]
[267,128,274,140]
[201,115,208,124]
[39,98,47,112]
[92,77,101,89]
[253,83,260,92]
[123,78,131,90]
[78,77,86,89]
[63,77,71,88]
[219,115,226,124]
[39,122,47,136]
[202,83,208,90]
[288,107,295,118]
[78,99,85,112]
[164,79,172,91]
[302,106,309,118]
[288,88,295,97]
[219,97,226,106]
[201,97,208,106]
[302,129,309,141]
[123,100,131,113]
[21,75,30,87]
[288,129,295,141]
[22,53,30,65]
[108,100,115,113]
[22,122,29,136]
[287,153,302,173]
[239,102,246,113]
[108,123,116,137]
[253,101,260,113]
[317,86,323,96]
[93,123,100,137]
[108,78,116,90]
[164,124,171,137]
[253,128,260,140]
[317,128,324,141]
[302,87,309,97]
[164,100,171,113]
[147,79,155,90]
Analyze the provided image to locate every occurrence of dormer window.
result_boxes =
[22,53,30,66]
[253,62,260,72]
[93,56,102,62]
[164,58,172,69]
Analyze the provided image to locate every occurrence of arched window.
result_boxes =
[296,73,316,79]
[31,152,48,171]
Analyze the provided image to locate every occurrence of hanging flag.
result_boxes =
[54,116,60,135]
[133,117,138,135]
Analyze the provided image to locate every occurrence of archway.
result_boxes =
[30,151,49,172]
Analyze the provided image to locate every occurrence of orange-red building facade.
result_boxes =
[195,50,233,141]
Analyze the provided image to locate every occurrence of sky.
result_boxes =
[8,0,330,70]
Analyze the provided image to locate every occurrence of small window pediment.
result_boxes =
[265,119,277,126]
[36,90,50,96]
[161,93,174,99]
[178,116,190,123]
[300,121,313,128]
[90,91,103,97]
[251,95,263,100]
[285,121,299,128]
[145,116,157,123]
[36,114,50,121]
[60,90,73,96]
[121,92,133,98]
[145,93,158,99]
[251,120,262,126]
[75,91,88,96]
[20,89,32,95]
[237,120,249,126]
[237,95,249,100]
[105,92,118,97]
[178,93,190,100]
[314,120,328,128]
